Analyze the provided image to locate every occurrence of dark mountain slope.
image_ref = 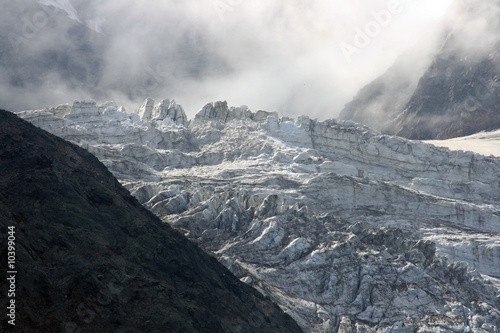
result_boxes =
[0,109,302,333]
[340,0,500,139]
[339,47,430,132]
[394,37,500,139]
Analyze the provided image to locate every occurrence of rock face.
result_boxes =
[17,100,500,332]
[340,0,500,140]
[339,47,432,133]
[0,110,303,333]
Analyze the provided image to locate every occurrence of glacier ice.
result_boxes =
[17,99,500,332]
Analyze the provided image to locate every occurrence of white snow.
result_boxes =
[16,99,500,332]
[425,129,500,157]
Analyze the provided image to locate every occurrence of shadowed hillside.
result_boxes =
[0,109,302,333]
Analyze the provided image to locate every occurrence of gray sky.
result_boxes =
[1,0,455,119]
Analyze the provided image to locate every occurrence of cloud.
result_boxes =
[0,0,479,120]
[37,0,81,23]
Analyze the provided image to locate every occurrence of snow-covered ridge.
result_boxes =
[426,130,500,158]
[16,99,500,332]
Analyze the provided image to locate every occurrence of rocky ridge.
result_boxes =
[340,0,500,140]
[17,99,500,332]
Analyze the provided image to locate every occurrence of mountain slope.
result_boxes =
[339,47,432,132]
[17,100,500,332]
[0,109,302,333]
[340,0,500,139]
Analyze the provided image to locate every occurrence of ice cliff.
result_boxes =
[17,99,500,332]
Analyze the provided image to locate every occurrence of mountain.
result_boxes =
[338,46,433,134]
[17,99,500,332]
[340,0,500,140]
[0,109,303,333]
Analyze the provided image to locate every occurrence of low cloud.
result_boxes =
[0,0,466,119]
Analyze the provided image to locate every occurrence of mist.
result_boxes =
[0,0,459,119]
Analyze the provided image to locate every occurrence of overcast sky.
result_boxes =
[1,0,455,119]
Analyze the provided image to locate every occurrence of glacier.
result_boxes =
[16,99,500,332]
[426,130,500,158]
